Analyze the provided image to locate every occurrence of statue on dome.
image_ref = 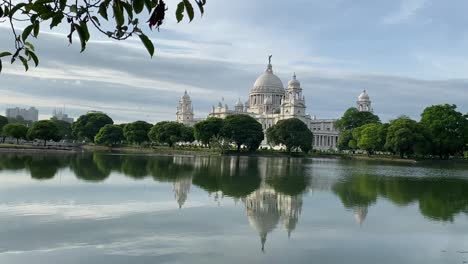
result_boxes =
[268,54,272,65]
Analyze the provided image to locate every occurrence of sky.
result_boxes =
[1,0,468,123]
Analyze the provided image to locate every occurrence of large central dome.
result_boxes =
[251,64,285,94]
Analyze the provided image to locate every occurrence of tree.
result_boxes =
[0,0,207,72]
[194,117,224,147]
[420,104,466,159]
[220,114,264,152]
[123,120,152,144]
[27,120,61,146]
[266,118,313,153]
[148,121,191,147]
[337,129,353,151]
[51,119,73,140]
[2,123,28,144]
[181,125,195,143]
[0,115,8,143]
[336,107,380,131]
[72,112,113,142]
[356,123,384,154]
[385,116,430,158]
[94,124,124,146]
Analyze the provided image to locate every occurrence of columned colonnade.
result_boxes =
[313,134,339,149]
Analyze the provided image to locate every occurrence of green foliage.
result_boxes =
[0,0,207,73]
[27,120,61,145]
[2,123,28,144]
[123,120,152,144]
[148,121,193,147]
[220,114,264,152]
[0,115,8,141]
[337,129,353,151]
[266,118,313,153]
[72,112,113,142]
[94,124,124,146]
[193,117,224,147]
[336,107,380,130]
[356,123,384,154]
[385,116,430,158]
[420,104,466,159]
[51,119,73,140]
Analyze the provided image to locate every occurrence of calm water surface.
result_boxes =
[1,153,468,264]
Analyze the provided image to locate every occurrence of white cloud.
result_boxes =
[383,0,428,24]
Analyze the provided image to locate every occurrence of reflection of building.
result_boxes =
[176,57,345,151]
[353,206,368,225]
[6,107,39,122]
[173,177,191,208]
[243,185,303,252]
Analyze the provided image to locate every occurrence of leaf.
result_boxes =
[0,52,12,58]
[195,0,206,15]
[113,1,124,26]
[133,0,144,14]
[80,21,90,41]
[175,2,184,22]
[0,59,2,73]
[28,51,39,67]
[0,6,4,17]
[144,0,152,13]
[70,4,77,13]
[183,0,194,21]
[98,2,108,20]
[24,42,35,51]
[50,12,64,29]
[122,2,133,20]
[19,56,29,71]
[22,25,34,41]
[59,0,67,10]
[33,21,40,37]
[8,3,26,18]
[74,24,87,52]
[138,34,154,57]
[91,16,101,26]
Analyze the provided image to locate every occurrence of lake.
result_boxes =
[1,152,468,264]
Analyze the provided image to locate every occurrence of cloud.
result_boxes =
[383,0,428,24]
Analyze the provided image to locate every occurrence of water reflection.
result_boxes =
[1,153,468,254]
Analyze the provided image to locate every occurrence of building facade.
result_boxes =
[52,108,74,123]
[176,58,373,151]
[6,107,39,122]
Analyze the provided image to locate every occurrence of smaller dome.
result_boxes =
[358,90,370,101]
[288,73,300,88]
[235,98,243,107]
[182,90,190,100]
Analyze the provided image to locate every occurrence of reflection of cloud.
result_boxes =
[0,201,205,220]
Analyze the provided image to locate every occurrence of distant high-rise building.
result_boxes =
[52,108,74,123]
[6,107,39,122]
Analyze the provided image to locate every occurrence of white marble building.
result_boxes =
[176,57,373,151]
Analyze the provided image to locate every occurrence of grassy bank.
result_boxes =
[0,143,80,153]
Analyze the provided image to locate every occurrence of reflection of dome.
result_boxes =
[358,90,370,101]
[287,73,300,88]
[353,206,368,225]
[251,64,285,94]
[173,177,192,208]
[244,188,280,252]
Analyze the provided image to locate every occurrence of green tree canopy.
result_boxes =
[27,120,61,146]
[356,123,384,154]
[94,124,124,146]
[2,123,28,144]
[148,121,192,147]
[0,0,207,73]
[337,129,353,151]
[220,114,264,152]
[123,120,152,144]
[194,117,224,147]
[420,104,466,159]
[266,118,313,153]
[51,119,73,140]
[385,116,430,158]
[336,107,381,131]
[72,112,113,142]
[0,115,8,142]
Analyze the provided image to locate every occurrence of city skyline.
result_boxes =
[1,0,468,123]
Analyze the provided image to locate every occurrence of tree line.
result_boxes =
[336,104,468,159]
[0,112,315,152]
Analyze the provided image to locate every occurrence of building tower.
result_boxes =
[357,90,373,112]
[281,73,306,117]
[234,98,244,113]
[176,90,195,126]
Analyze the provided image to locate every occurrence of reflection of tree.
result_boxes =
[0,154,29,171]
[332,173,468,222]
[192,157,261,198]
[71,154,110,182]
[93,153,123,175]
[121,155,150,179]
[265,158,309,196]
[28,155,68,180]
[147,156,193,183]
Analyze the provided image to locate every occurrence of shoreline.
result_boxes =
[0,144,465,163]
